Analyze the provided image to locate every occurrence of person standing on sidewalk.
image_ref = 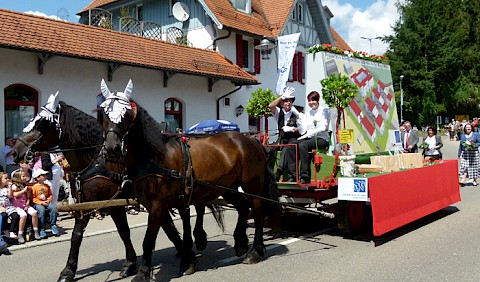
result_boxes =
[2,137,19,176]
[458,124,480,186]
[401,121,419,153]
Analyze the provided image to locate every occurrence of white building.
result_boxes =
[0,1,352,167]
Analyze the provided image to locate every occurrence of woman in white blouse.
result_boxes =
[422,126,443,160]
[285,91,330,184]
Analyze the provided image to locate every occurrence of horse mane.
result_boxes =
[59,101,103,155]
[129,100,166,161]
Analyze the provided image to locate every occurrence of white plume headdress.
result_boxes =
[23,91,60,132]
[100,79,133,124]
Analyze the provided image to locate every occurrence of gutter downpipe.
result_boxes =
[217,84,243,120]
[212,30,231,51]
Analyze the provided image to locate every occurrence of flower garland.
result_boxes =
[308,44,388,64]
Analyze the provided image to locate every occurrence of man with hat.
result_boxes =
[268,87,301,182]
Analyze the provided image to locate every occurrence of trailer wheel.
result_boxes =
[337,200,367,235]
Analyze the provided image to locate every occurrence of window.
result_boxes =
[236,34,259,73]
[4,84,38,138]
[136,4,143,21]
[248,116,260,133]
[297,3,303,23]
[164,98,183,133]
[287,52,304,84]
[292,3,304,23]
[224,97,230,107]
[242,40,250,70]
[231,0,251,13]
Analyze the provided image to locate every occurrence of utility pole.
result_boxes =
[360,36,382,54]
[400,75,404,122]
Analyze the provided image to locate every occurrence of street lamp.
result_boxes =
[360,36,382,54]
[399,75,404,122]
[254,37,276,60]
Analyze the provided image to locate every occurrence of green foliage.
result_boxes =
[308,44,388,64]
[119,6,133,27]
[320,74,359,109]
[246,88,276,118]
[387,0,479,126]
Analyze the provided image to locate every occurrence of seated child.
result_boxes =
[1,172,20,240]
[11,170,41,243]
[31,169,59,238]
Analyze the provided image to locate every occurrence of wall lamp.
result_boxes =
[254,37,276,60]
[236,105,244,117]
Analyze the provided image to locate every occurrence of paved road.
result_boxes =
[3,135,477,282]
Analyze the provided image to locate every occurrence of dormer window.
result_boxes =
[292,2,304,23]
[230,0,252,14]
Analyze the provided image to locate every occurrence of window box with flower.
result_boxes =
[308,44,388,64]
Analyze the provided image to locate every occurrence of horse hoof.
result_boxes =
[57,275,74,282]
[235,245,248,257]
[180,263,196,276]
[193,229,207,251]
[242,251,263,264]
[120,261,137,278]
[131,266,150,282]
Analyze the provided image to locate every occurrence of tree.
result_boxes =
[386,0,479,126]
[320,73,358,129]
[246,88,276,143]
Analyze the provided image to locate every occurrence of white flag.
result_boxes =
[276,33,301,95]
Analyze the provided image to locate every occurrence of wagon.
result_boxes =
[268,144,461,236]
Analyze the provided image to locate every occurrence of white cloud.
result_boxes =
[323,0,399,55]
[25,11,64,21]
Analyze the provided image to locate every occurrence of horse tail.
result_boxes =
[206,204,225,232]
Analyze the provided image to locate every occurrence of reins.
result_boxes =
[128,170,334,218]
[31,144,104,156]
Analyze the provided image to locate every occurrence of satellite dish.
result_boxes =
[56,8,69,21]
[172,2,190,22]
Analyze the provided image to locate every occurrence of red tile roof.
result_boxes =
[80,1,351,49]
[0,9,258,85]
[203,0,294,37]
[80,0,117,13]
[330,27,353,52]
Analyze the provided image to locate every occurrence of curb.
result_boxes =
[7,222,148,251]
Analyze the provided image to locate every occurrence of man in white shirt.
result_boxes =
[268,87,301,182]
[2,137,19,176]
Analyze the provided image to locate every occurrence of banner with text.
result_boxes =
[276,33,300,95]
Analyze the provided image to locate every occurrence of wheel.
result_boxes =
[337,200,368,235]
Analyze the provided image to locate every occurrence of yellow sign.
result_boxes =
[455,115,469,122]
[339,129,354,143]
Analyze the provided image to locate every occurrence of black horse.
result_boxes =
[98,80,278,281]
[12,96,222,281]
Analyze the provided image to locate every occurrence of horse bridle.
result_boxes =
[104,128,129,156]
[102,98,137,157]
[19,109,62,163]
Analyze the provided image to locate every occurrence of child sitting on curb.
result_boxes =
[11,170,41,243]
[31,169,59,238]
[0,206,9,255]
[1,172,20,240]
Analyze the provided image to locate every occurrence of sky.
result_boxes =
[0,0,400,55]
